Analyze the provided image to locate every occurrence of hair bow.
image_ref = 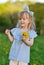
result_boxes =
[24,5,34,17]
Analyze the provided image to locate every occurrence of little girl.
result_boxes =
[5,9,37,65]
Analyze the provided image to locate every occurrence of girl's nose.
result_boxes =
[21,19,23,21]
[21,19,24,22]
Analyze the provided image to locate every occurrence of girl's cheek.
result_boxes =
[18,20,21,23]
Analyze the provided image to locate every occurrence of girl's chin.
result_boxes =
[21,25,25,27]
[21,24,25,26]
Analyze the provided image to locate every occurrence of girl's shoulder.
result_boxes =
[28,29,37,33]
[10,28,20,36]
[28,29,37,38]
[11,28,20,32]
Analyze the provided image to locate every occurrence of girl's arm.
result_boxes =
[24,38,34,46]
[5,29,14,42]
[22,36,34,46]
[7,33,14,42]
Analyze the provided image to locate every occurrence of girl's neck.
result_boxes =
[21,26,30,31]
[22,25,31,29]
[22,26,27,29]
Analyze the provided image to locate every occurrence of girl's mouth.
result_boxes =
[21,23,25,24]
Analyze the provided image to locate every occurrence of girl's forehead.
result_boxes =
[18,13,30,19]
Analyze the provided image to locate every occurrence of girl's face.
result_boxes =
[18,13,31,28]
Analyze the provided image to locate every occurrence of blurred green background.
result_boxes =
[0,1,44,65]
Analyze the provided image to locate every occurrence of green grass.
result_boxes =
[0,33,11,65]
[0,33,44,65]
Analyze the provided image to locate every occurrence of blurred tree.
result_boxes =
[40,19,44,35]
[29,3,44,35]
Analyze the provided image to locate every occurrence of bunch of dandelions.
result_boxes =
[20,32,29,44]
[22,32,29,38]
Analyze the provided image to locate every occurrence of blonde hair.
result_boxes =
[16,11,36,30]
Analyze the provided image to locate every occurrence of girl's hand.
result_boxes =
[5,29,14,42]
[22,36,34,46]
[22,36,27,43]
[5,29,10,35]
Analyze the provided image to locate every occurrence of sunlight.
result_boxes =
[0,0,9,4]
[30,0,44,3]
[0,0,44,4]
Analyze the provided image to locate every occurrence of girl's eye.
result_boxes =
[19,18,26,20]
[19,18,21,20]
[23,18,26,20]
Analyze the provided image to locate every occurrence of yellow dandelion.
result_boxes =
[6,51,8,55]
[33,64,37,65]
[22,32,29,39]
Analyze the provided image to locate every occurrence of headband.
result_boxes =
[24,5,34,17]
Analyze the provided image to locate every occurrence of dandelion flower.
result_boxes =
[22,32,29,39]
